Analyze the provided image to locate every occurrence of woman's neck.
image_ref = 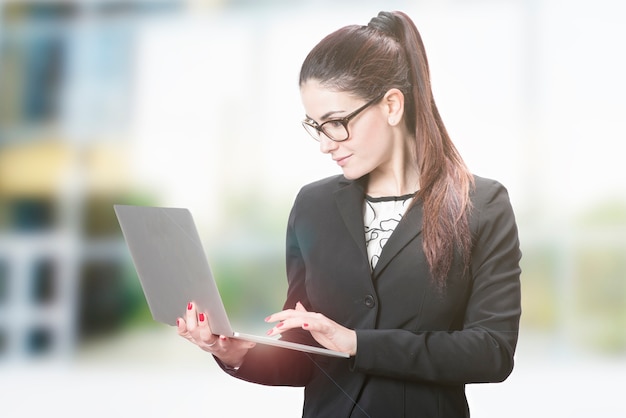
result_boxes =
[366,167,420,198]
[366,138,420,198]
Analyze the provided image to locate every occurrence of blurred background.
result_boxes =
[0,0,624,416]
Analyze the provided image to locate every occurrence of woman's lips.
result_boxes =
[334,155,351,167]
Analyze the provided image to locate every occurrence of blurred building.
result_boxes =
[0,1,178,362]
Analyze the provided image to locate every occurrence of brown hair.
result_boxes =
[299,11,474,288]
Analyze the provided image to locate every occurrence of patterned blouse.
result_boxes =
[363,192,416,271]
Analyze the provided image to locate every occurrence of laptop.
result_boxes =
[113,204,349,358]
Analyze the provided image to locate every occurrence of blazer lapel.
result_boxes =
[334,178,369,263]
[372,200,424,279]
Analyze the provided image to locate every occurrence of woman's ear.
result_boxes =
[383,88,405,126]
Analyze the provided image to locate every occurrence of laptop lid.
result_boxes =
[113,204,234,334]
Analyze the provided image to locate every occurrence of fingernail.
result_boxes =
[276,322,284,328]
[176,319,179,327]
[198,313,205,322]
[303,323,309,328]
[266,329,273,336]
[264,316,271,322]
[187,302,193,310]
[220,336,227,341]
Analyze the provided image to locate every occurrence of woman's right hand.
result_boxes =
[177,302,255,369]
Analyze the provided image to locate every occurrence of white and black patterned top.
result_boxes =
[363,193,416,271]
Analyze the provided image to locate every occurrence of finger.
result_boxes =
[185,301,198,331]
[265,301,307,323]
[266,313,313,336]
[264,309,294,324]
[302,321,319,331]
[220,336,257,350]
[196,312,217,343]
[176,318,188,335]
[266,320,288,337]
[266,303,308,323]
[194,333,219,352]
[301,316,330,333]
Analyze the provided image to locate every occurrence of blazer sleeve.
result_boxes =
[351,179,522,384]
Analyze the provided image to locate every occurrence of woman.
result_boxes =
[178,10,521,417]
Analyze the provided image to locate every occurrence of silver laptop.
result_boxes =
[113,204,349,358]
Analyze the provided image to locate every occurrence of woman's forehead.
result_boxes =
[301,81,359,108]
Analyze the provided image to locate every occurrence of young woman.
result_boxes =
[177,10,522,417]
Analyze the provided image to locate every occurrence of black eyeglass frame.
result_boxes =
[301,93,385,142]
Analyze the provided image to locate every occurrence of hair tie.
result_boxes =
[367,11,401,41]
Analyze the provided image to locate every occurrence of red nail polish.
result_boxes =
[303,323,309,328]
[198,313,205,322]
[176,319,179,327]
[265,316,271,322]
[187,302,193,310]
[220,336,227,341]
[276,322,284,328]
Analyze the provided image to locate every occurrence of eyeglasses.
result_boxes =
[301,94,384,142]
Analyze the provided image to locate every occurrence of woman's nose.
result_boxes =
[319,134,338,154]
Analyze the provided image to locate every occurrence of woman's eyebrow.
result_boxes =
[306,110,345,122]
[323,110,345,120]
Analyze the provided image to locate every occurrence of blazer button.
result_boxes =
[364,295,375,308]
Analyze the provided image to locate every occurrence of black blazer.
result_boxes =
[225,174,522,418]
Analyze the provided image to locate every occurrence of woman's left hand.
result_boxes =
[265,302,357,356]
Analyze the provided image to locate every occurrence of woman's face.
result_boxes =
[300,80,395,180]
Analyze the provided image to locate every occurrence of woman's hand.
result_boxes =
[265,302,357,356]
[177,302,255,369]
